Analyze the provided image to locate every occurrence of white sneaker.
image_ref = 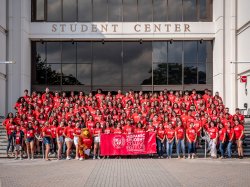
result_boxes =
[66,157,71,160]
[20,157,23,160]
[93,156,96,160]
[97,156,100,160]
[79,158,83,161]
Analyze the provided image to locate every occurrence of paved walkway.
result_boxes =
[0,158,250,187]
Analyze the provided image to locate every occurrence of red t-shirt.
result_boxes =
[208,127,218,140]
[82,137,93,149]
[56,126,64,137]
[26,128,35,138]
[165,128,175,140]
[218,128,226,142]
[113,128,122,134]
[234,125,244,140]
[6,123,16,135]
[226,128,234,141]
[186,128,197,142]
[175,126,185,140]
[74,127,82,136]
[123,125,133,134]
[64,126,74,139]
[134,128,145,134]
[15,130,23,145]
[50,125,57,139]
[93,128,102,136]
[157,129,165,139]
[42,126,52,137]
[104,127,114,134]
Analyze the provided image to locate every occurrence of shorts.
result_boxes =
[74,137,79,145]
[94,136,100,143]
[57,136,64,143]
[15,145,22,151]
[26,137,34,143]
[43,137,51,145]
[65,137,73,142]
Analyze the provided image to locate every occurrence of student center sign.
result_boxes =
[1,0,249,116]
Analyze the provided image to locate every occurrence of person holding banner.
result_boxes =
[165,123,175,159]
[113,123,122,134]
[156,124,165,158]
[186,122,197,159]
[175,121,185,159]
[93,122,102,159]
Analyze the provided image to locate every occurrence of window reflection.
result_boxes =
[77,64,91,85]
[93,42,122,86]
[47,0,62,21]
[47,42,61,63]
[168,63,182,85]
[168,41,182,63]
[78,0,92,22]
[168,0,182,21]
[47,64,61,85]
[153,63,168,85]
[184,63,197,84]
[63,0,77,22]
[36,0,45,20]
[138,0,153,22]
[93,0,107,22]
[184,41,197,63]
[152,42,168,63]
[183,0,197,21]
[123,0,137,22]
[198,64,206,84]
[77,42,92,63]
[62,42,76,63]
[108,0,122,22]
[153,0,167,22]
[62,64,77,85]
[123,42,152,85]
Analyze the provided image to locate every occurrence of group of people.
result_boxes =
[2,88,245,160]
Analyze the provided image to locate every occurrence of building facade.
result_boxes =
[0,0,249,116]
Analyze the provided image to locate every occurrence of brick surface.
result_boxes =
[0,158,250,187]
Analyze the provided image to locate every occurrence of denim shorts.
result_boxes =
[43,137,51,145]
[57,136,64,143]
[26,137,34,143]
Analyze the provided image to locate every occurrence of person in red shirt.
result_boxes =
[13,125,24,160]
[25,122,35,160]
[186,122,197,159]
[104,122,114,134]
[64,121,74,160]
[156,124,165,158]
[134,122,145,134]
[50,120,58,155]
[73,122,82,160]
[56,121,65,160]
[234,120,244,159]
[226,121,234,158]
[175,121,185,159]
[165,123,175,159]
[93,122,103,159]
[42,121,52,161]
[122,120,134,135]
[218,123,226,158]
[5,118,16,157]
[113,123,122,134]
[208,121,218,158]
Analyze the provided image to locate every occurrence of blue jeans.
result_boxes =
[156,138,164,157]
[7,134,14,153]
[188,142,196,154]
[227,141,233,158]
[219,141,225,157]
[176,139,185,156]
[166,141,174,157]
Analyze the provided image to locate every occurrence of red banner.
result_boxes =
[100,132,156,156]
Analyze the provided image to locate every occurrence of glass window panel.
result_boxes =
[123,0,137,22]
[183,0,197,21]
[62,64,77,85]
[93,42,122,85]
[36,0,45,20]
[168,41,182,63]
[36,43,46,63]
[77,64,91,85]
[123,42,152,85]
[47,64,61,85]
[35,43,46,84]
[184,63,197,84]
[206,61,213,84]
[153,63,167,85]
[77,42,92,63]
[47,0,62,21]
[168,63,182,85]
[63,0,77,22]
[152,42,168,63]
[138,0,152,22]
[78,0,92,22]
[153,0,167,22]
[198,63,206,84]
[184,41,197,63]
[93,0,107,22]
[47,42,61,63]
[198,41,213,63]
[168,0,182,21]
[108,0,122,22]
[199,0,212,20]
[62,42,76,63]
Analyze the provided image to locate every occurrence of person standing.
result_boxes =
[218,123,226,158]
[42,121,52,161]
[234,120,244,159]
[156,124,165,158]
[165,123,175,159]
[226,121,234,158]
[13,125,24,160]
[186,122,197,159]
[175,121,185,159]
[208,121,218,159]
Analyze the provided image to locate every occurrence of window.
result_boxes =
[63,0,77,22]
[168,0,182,21]
[62,64,77,85]
[77,42,92,63]
[184,41,197,63]
[47,0,62,21]
[138,0,153,22]
[93,0,107,22]
[47,42,61,63]
[183,0,197,21]
[77,64,92,85]
[152,42,168,63]
[35,0,45,21]
[123,0,137,22]
[153,0,167,22]
[153,63,168,85]
[108,0,122,22]
[184,63,197,84]
[78,0,92,22]
[62,42,76,64]
[168,63,182,85]
[168,41,182,63]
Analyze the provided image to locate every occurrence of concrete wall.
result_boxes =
[0,0,7,117]
[236,0,250,112]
